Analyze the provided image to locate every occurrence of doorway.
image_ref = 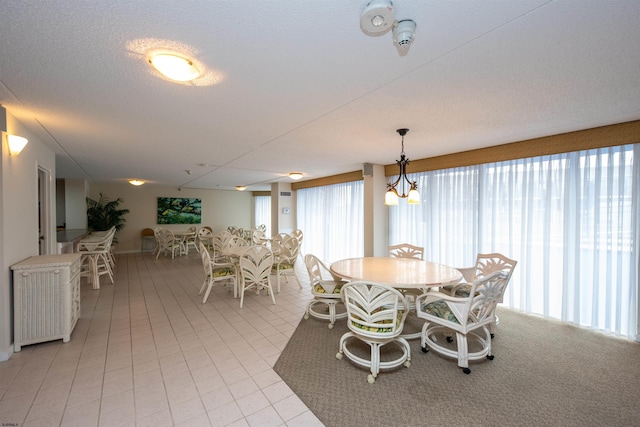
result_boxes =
[38,165,52,255]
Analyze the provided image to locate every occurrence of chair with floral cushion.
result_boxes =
[198,242,236,303]
[238,245,276,308]
[442,253,517,336]
[272,235,301,292]
[303,254,347,329]
[336,282,411,383]
[415,270,509,374]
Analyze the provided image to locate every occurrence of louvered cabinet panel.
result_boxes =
[11,253,82,351]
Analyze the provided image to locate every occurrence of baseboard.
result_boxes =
[0,344,14,362]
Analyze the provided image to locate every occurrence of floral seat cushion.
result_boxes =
[211,266,235,277]
[313,283,343,294]
[422,300,460,324]
[453,284,472,298]
[273,263,294,270]
[351,309,405,333]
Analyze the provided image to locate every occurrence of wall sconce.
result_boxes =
[7,134,29,156]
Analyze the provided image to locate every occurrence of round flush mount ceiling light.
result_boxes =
[129,179,145,186]
[127,38,224,86]
[289,172,303,180]
[360,0,395,35]
[149,53,200,82]
[236,186,247,191]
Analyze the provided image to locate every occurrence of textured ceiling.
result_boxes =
[1,1,639,191]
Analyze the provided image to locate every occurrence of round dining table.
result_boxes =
[330,257,462,339]
[330,257,462,290]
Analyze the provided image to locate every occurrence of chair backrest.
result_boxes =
[279,235,300,263]
[256,224,267,233]
[341,282,408,338]
[239,246,273,286]
[198,227,212,237]
[227,235,248,248]
[203,226,213,232]
[467,270,510,325]
[291,229,303,243]
[304,254,324,286]
[470,253,517,283]
[271,233,289,246]
[388,243,424,260]
[200,242,213,277]
[252,229,266,245]
[212,231,233,252]
[304,254,343,293]
[141,228,154,238]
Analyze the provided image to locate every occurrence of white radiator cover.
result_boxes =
[11,253,81,351]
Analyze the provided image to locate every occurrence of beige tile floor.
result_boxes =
[0,251,324,427]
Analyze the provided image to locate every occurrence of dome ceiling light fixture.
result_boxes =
[289,172,303,180]
[360,0,395,35]
[235,186,247,191]
[128,179,145,186]
[149,53,200,82]
[385,128,420,206]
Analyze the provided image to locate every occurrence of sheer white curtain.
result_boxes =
[297,181,364,263]
[390,144,639,339]
[254,195,271,237]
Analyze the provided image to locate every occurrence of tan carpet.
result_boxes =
[274,307,640,427]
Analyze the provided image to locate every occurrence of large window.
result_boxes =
[297,181,364,263]
[254,195,271,237]
[390,144,639,339]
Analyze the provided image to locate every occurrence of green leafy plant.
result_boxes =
[86,193,130,240]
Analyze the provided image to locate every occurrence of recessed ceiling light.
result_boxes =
[129,179,145,186]
[149,53,200,82]
[289,172,303,180]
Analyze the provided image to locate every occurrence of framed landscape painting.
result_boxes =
[157,197,202,224]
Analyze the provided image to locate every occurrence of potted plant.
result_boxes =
[86,193,130,242]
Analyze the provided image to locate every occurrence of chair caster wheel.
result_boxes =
[462,367,471,374]
[446,336,454,343]
[336,352,343,360]
[367,374,375,384]
[487,355,494,360]
[490,333,495,339]
[404,361,411,368]
[328,323,334,329]
[421,346,428,353]
[304,313,309,320]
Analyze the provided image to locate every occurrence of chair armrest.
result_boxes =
[456,266,477,283]
[415,289,470,307]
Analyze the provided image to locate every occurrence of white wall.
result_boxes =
[1,107,56,361]
[88,183,253,253]
[65,179,88,229]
